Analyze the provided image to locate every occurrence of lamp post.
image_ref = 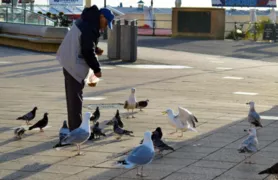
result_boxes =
[103,0,108,40]
[151,0,155,36]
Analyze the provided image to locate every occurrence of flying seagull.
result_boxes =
[162,107,198,137]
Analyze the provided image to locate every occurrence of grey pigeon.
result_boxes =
[53,120,70,148]
[140,127,174,154]
[56,112,91,155]
[113,120,133,140]
[247,101,262,128]
[89,122,106,140]
[259,162,278,178]
[16,107,38,125]
[90,107,100,124]
[106,109,124,128]
[28,113,48,132]
[136,99,149,111]
[14,127,26,139]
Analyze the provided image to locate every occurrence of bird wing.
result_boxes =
[178,107,197,130]
[126,145,155,165]
[249,111,261,123]
[62,128,90,145]
[114,127,124,135]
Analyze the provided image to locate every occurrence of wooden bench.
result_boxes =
[0,23,69,52]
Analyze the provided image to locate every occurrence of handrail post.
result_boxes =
[5,6,8,22]
[23,9,26,24]
[152,19,155,36]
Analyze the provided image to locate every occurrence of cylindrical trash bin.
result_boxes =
[108,19,121,59]
[120,19,137,62]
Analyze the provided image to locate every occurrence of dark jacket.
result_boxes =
[75,5,101,74]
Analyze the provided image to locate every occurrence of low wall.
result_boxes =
[172,7,225,40]
[0,23,69,52]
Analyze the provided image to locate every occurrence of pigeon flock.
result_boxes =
[13,88,276,178]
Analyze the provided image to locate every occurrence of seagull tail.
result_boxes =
[53,142,71,148]
[116,160,135,169]
[258,168,270,175]
[193,116,198,122]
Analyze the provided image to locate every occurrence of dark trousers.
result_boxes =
[63,68,85,131]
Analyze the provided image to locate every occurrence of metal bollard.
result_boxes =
[107,19,121,59]
[120,19,138,62]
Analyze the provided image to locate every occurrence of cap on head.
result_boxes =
[100,8,115,29]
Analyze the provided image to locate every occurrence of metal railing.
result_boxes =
[0,6,56,26]
[136,19,172,36]
[224,21,266,41]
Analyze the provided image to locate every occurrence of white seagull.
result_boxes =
[124,88,137,118]
[117,131,155,177]
[58,112,91,156]
[162,107,198,137]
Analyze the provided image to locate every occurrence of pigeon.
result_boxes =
[247,101,262,128]
[55,112,91,155]
[28,113,48,132]
[124,88,137,118]
[162,107,198,137]
[117,131,155,177]
[89,122,106,140]
[16,107,38,125]
[106,109,124,128]
[136,99,149,111]
[90,107,100,124]
[14,127,26,139]
[140,127,174,154]
[53,120,70,148]
[238,128,258,153]
[258,162,278,178]
[113,120,133,140]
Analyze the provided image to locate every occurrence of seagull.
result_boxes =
[140,127,174,155]
[124,88,137,118]
[106,109,124,128]
[14,127,26,139]
[259,162,278,178]
[238,128,258,153]
[56,112,91,156]
[136,99,149,111]
[28,113,48,132]
[162,107,198,137]
[16,107,38,125]
[117,131,155,177]
[247,101,262,128]
[53,120,70,148]
[113,120,133,140]
[90,107,100,124]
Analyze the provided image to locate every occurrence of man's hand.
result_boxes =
[94,72,102,78]
[96,47,104,56]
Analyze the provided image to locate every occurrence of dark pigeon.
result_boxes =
[29,113,48,132]
[16,107,38,125]
[90,107,100,124]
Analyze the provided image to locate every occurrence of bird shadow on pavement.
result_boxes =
[1,162,50,180]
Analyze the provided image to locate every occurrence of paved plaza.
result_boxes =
[1,39,278,180]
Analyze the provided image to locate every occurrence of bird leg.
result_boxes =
[40,128,44,132]
[76,145,84,156]
[126,109,129,119]
[169,129,178,135]
[178,131,183,137]
[131,109,135,118]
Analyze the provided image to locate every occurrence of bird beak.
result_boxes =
[162,111,167,115]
